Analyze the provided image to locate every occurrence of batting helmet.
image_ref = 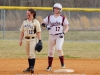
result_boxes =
[53,3,62,12]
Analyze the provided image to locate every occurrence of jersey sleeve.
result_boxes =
[20,21,24,32]
[43,16,48,24]
[35,20,41,32]
[63,18,69,26]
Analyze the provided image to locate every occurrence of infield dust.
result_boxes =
[0,58,100,75]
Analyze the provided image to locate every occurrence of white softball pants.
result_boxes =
[48,35,64,57]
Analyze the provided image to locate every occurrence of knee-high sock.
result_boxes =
[48,56,53,67]
[59,56,64,66]
[28,58,35,68]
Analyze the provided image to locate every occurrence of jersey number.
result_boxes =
[56,27,60,31]
[28,30,34,34]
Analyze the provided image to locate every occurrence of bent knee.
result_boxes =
[56,47,62,51]
[57,50,64,56]
[28,54,35,59]
[48,52,54,57]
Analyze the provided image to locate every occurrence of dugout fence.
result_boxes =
[0,6,100,41]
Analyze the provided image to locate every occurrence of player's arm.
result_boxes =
[36,32,41,41]
[63,18,69,34]
[19,31,24,46]
[36,20,42,41]
[63,24,69,34]
[41,16,48,27]
[19,23,24,46]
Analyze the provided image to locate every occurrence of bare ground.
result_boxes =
[0,58,100,75]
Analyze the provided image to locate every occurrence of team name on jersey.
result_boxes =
[24,24,33,29]
[50,21,62,27]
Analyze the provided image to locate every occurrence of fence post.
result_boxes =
[68,10,70,21]
[2,10,6,39]
[1,10,3,31]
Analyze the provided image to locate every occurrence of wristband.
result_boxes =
[39,40,41,42]
[63,32,65,35]
[41,23,45,27]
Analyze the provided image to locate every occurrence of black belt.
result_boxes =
[50,33,62,35]
[55,34,59,35]
[25,37,34,39]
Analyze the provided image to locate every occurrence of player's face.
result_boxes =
[53,7,60,14]
[26,10,33,19]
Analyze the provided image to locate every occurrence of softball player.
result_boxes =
[42,3,69,71]
[19,9,41,73]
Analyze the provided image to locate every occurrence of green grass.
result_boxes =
[0,30,100,59]
[0,30,100,41]
[65,31,100,41]
[64,55,79,58]
[0,40,100,59]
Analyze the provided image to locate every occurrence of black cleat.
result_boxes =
[23,67,31,72]
[30,68,34,73]
[23,67,34,73]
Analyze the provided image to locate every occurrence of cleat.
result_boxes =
[23,67,31,72]
[46,66,52,71]
[30,68,34,73]
[23,67,34,73]
[61,65,65,69]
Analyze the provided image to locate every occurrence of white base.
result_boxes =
[54,69,74,73]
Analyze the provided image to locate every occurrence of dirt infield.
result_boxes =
[0,58,100,75]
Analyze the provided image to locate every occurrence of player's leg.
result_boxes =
[56,36,65,68]
[28,39,37,73]
[47,35,56,71]
[23,39,37,73]
[23,40,31,72]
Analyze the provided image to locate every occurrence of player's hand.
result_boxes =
[19,41,22,46]
[63,32,65,35]
[59,32,65,38]
[46,25,51,30]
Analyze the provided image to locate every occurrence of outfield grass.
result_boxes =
[0,30,100,41]
[0,40,100,59]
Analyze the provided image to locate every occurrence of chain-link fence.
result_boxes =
[0,9,100,41]
[0,0,100,40]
